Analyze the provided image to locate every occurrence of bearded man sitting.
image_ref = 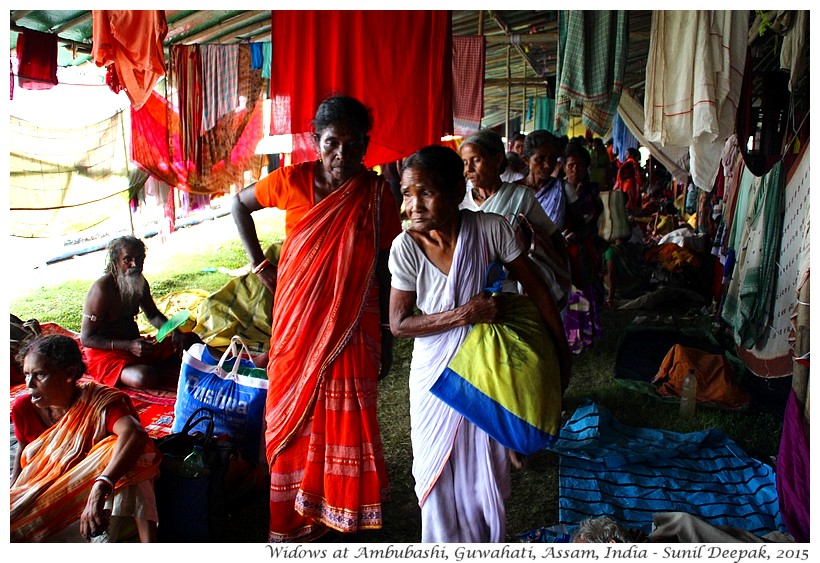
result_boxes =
[81,235,198,390]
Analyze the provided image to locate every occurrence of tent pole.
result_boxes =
[478,11,484,129]
[522,63,526,133]
[120,109,135,237]
[505,43,511,139]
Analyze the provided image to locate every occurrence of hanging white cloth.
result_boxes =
[644,11,747,190]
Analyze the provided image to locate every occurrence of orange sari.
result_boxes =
[10,382,160,542]
[265,169,389,542]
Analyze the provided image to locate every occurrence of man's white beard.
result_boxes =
[117,270,146,312]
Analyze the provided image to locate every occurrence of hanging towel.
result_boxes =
[250,42,264,70]
[555,11,629,136]
[452,36,485,135]
[611,112,637,164]
[15,28,58,91]
[261,42,272,79]
[721,162,785,348]
[776,390,810,542]
[535,97,555,132]
[172,45,203,175]
[616,91,690,183]
[200,44,239,133]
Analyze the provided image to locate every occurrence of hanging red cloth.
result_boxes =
[269,11,453,166]
[92,10,168,110]
[15,28,59,91]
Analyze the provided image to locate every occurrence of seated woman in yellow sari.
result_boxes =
[232,95,401,542]
[11,334,160,542]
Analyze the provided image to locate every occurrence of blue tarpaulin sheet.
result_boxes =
[548,401,786,536]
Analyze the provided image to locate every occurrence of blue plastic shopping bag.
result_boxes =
[173,336,268,462]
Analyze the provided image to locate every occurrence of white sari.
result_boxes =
[390,211,516,542]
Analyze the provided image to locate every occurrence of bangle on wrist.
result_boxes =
[252,258,270,275]
[95,475,115,495]
[380,323,391,331]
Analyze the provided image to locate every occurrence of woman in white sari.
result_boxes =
[388,145,570,543]
[460,129,570,309]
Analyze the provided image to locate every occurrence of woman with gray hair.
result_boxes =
[459,128,570,310]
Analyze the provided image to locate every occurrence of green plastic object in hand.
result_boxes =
[156,310,190,342]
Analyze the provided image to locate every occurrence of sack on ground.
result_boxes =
[430,294,563,454]
[174,336,268,462]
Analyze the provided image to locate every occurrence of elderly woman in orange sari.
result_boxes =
[11,334,160,542]
[231,95,401,542]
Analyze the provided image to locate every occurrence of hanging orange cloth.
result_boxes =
[92,10,167,110]
[264,169,392,542]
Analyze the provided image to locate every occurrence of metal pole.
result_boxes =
[505,43,511,139]
[478,11,484,129]
[522,64,527,133]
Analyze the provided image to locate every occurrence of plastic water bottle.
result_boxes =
[679,369,698,418]
[182,445,207,478]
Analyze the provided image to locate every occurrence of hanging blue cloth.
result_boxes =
[250,42,264,70]
[612,112,638,163]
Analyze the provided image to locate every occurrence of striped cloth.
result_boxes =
[452,36,485,134]
[201,44,239,133]
[721,161,786,349]
[549,401,786,536]
[555,11,628,136]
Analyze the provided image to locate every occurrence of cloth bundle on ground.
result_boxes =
[645,241,703,273]
[547,400,786,537]
[614,327,724,383]
[191,243,280,355]
[136,289,208,337]
[10,315,43,385]
[652,344,752,410]
[430,293,563,455]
